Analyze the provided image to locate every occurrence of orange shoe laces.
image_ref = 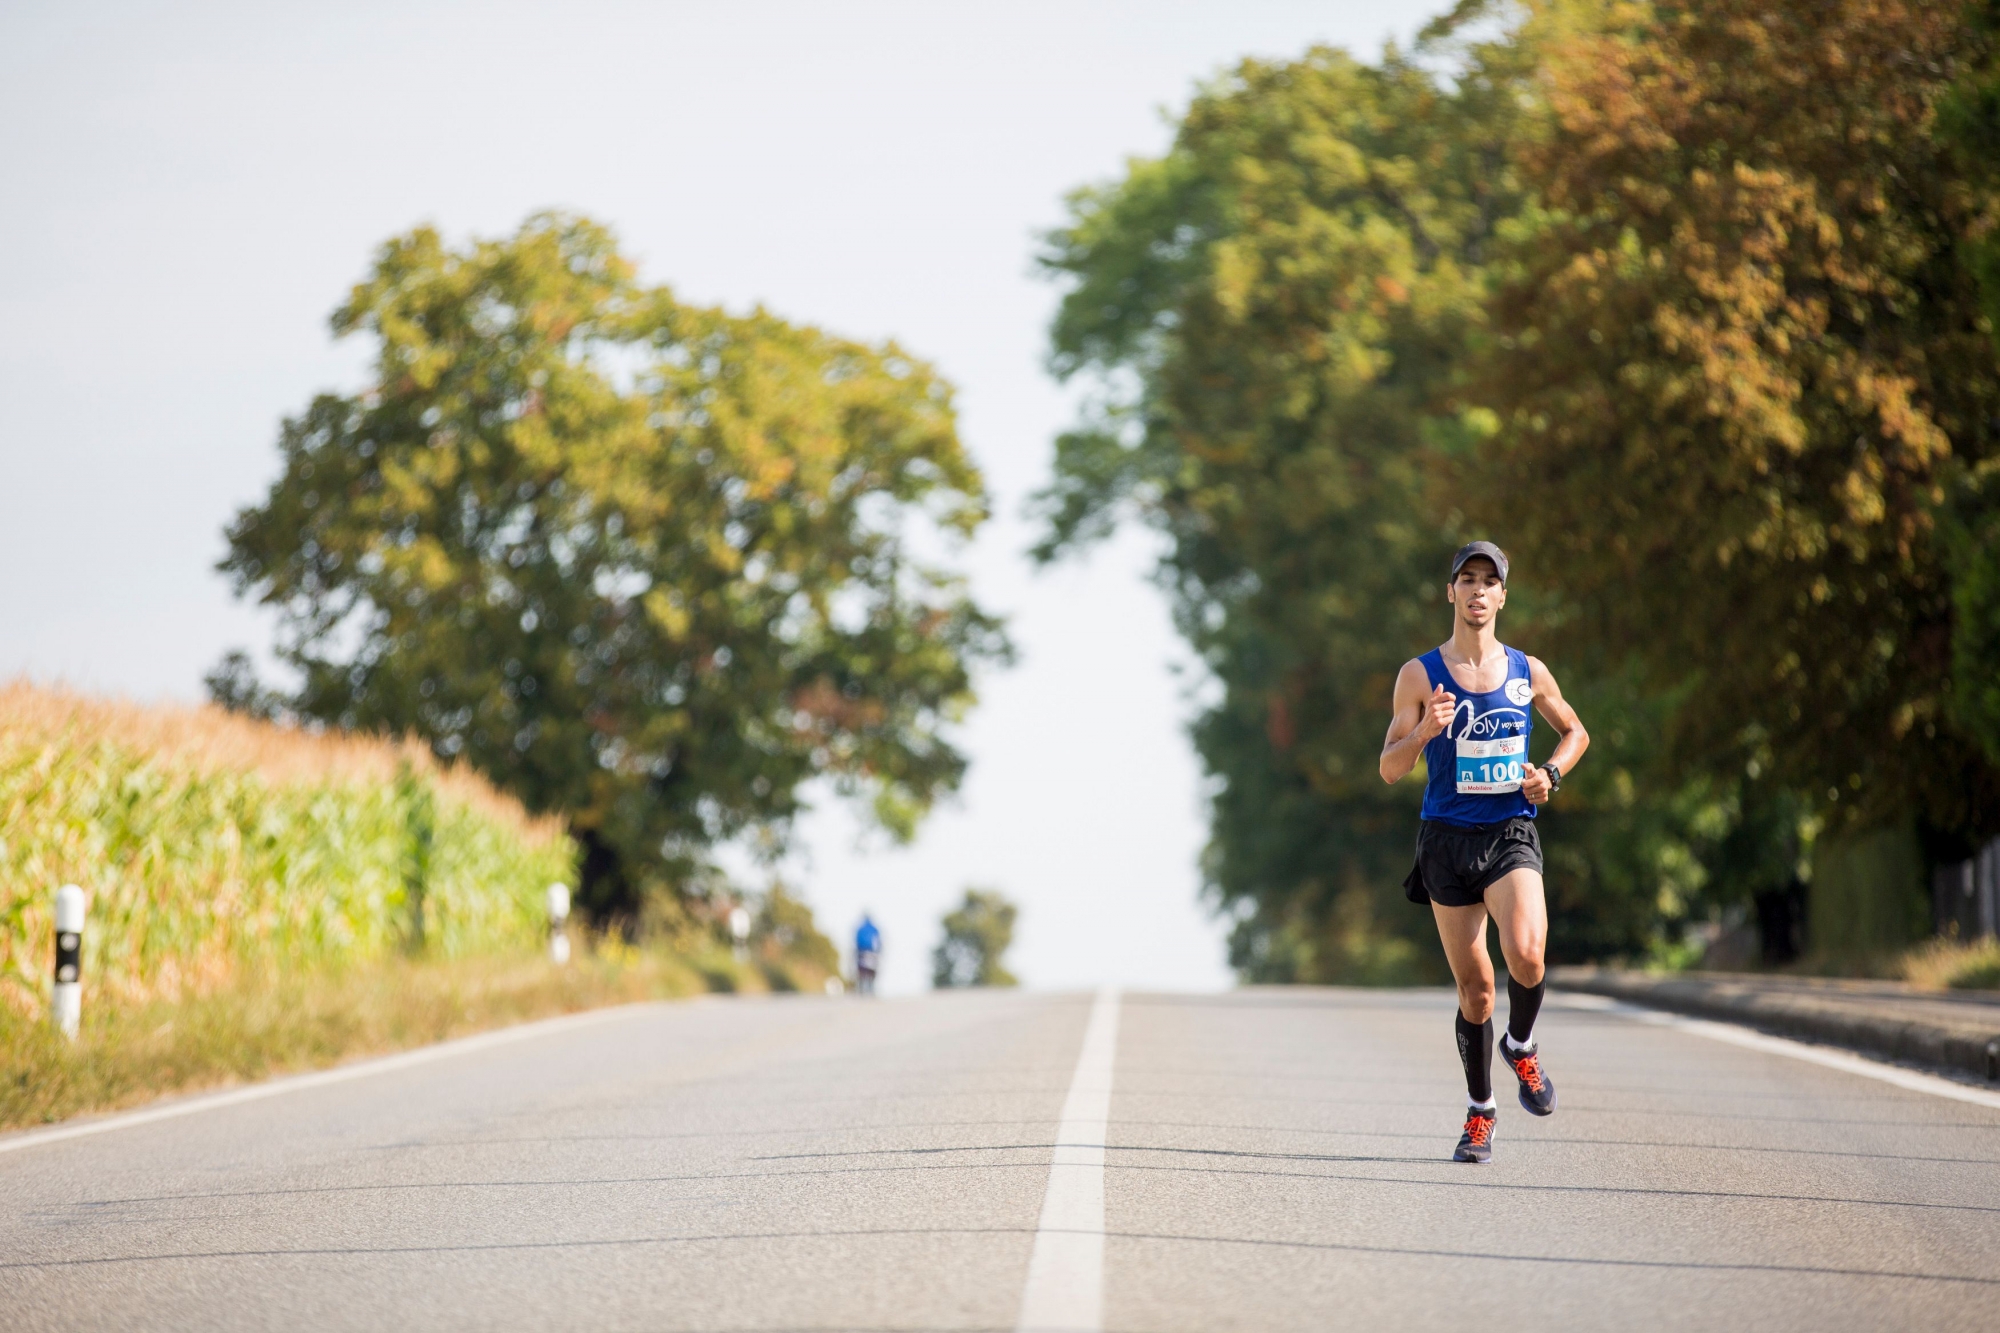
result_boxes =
[1508,1049,1545,1094]
[1463,1113,1493,1146]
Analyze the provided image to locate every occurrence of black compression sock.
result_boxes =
[1454,1011,1494,1104]
[1506,974,1546,1048]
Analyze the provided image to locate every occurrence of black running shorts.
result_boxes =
[1403,816,1543,908]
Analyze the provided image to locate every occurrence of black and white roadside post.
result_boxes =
[547,883,571,965]
[729,904,751,963]
[53,883,85,1039]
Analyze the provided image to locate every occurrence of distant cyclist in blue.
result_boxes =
[854,914,882,996]
[1379,542,1590,1164]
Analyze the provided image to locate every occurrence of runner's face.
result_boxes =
[1448,559,1505,625]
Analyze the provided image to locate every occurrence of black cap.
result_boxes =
[1450,541,1509,584]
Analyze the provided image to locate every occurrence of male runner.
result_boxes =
[1379,541,1589,1163]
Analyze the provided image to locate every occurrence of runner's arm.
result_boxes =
[1519,656,1588,804]
[1380,659,1454,785]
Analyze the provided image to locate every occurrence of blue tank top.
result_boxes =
[1419,646,1536,827]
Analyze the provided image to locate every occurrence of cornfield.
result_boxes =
[0,682,575,1015]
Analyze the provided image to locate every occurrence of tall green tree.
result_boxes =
[220,214,1008,921]
[1472,0,2000,851]
[931,888,1019,988]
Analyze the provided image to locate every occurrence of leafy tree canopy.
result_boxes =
[751,882,841,983]
[1476,0,2000,840]
[221,214,1009,920]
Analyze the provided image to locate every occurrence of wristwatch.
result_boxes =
[1541,762,1563,793]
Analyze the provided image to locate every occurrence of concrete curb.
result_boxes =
[1548,967,2000,1084]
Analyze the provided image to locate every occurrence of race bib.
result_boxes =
[1456,733,1527,794]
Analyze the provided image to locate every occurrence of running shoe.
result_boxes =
[1453,1106,1496,1163]
[1500,1035,1557,1116]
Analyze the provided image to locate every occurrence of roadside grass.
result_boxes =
[1744,936,2000,988]
[1894,935,2000,991]
[0,941,819,1133]
[1645,928,2000,989]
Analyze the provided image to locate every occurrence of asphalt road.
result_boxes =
[3,987,1999,1331]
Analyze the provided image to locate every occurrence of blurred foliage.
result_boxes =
[751,881,841,989]
[1809,825,1930,958]
[219,214,1009,925]
[1038,0,2000,980]
[0,684,572,1017]
[1939,3,2000,781]
[932,887,1019,988]
[1942,468,2000,772]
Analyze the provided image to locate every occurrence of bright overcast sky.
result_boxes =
[1,0,1451,995]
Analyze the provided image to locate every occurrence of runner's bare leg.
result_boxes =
[1482,868,1548,987]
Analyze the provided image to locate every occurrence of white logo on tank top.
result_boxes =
[1505,677,1533,706]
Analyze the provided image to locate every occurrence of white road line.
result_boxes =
[0,1000,668,1157]
[1016,987,1121,1333]
[1561,992,2000,1111]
